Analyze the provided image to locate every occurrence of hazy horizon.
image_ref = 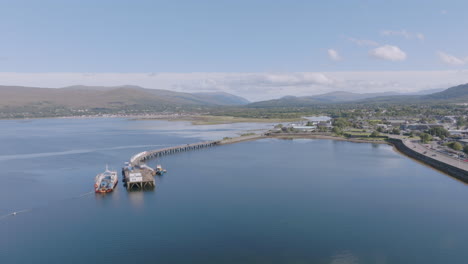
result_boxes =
[0,71,466,101]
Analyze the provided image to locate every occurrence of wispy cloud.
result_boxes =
[369,45,407,61]
[381,29,425,40]
[225,73,335,87]
[415,33,425,40]
[437,52,468,66]
[347,37,379,47]
[327,49,342,61]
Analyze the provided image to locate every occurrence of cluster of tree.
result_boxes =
[447,142,463,151]
[332,126,343,135]
[332,118,350,129]
[419,117,437,124]
[281,126,297,133]
[391,128,401,135]
[317,126,329,132]
[420,133,433,143]
[457,116,467,129]
[426,127,450,139]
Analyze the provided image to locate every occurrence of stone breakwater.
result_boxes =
[388,138,468,183]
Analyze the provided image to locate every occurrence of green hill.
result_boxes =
[0,85,249,118]
[248,83,468,107]
[422,83,468,101]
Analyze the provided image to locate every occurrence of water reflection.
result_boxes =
[127,190,146,208]
[329,250,360,264]
[94,190,120,206]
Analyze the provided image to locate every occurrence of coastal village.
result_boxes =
[266,114,468,178]
[276,115,468,156]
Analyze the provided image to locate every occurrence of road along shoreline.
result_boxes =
[388,138,468,183]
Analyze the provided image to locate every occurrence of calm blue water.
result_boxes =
[1,118,468,263]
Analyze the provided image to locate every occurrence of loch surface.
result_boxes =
[1,118,468,263]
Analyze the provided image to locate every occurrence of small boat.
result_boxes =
[94,165,118,193]
[155,164,167,175]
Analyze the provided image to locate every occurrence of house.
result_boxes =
[376,124,388,130]
[292,125,316,132]
[442,116,457,124]
[401,123,443,131]
[386,119,408,126]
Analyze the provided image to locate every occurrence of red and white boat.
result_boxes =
[94,166,118,193]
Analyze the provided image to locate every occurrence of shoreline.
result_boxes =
[265,133,390,145]
[263,134,467,181]
[388,138,468,183]
[388,143,468,184]
[190,133,468,183]
[0,114,303,125]
[132,115,303,125]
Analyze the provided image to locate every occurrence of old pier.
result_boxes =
[123,140,221,190]
[123,134,266,190]
[129,140,221,166]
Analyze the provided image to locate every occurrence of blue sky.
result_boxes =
[1,0,468,100]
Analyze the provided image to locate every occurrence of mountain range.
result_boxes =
[0,83,467,117]
[0,85,249,109]
[248,84,468,107]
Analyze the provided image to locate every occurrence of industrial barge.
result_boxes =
[94,166,118,193]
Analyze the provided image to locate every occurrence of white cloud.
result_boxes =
[1,71,468,101]
[381,29,425,40]
[369,45,407,61]
[416,33,425,40]
[437,52,468,66]
[347,37,379,47]
[327,49,342,61]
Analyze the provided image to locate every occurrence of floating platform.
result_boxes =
[122,165,155,190]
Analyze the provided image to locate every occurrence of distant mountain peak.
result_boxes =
[0,85,250,112]
[423,83,468,100]
[62,85,145,91]
[248,83,468,107]
[193,91,250,105]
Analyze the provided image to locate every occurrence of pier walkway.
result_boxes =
[124,133,265,190]
[130,140,221,166]
[129,133,266,166]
